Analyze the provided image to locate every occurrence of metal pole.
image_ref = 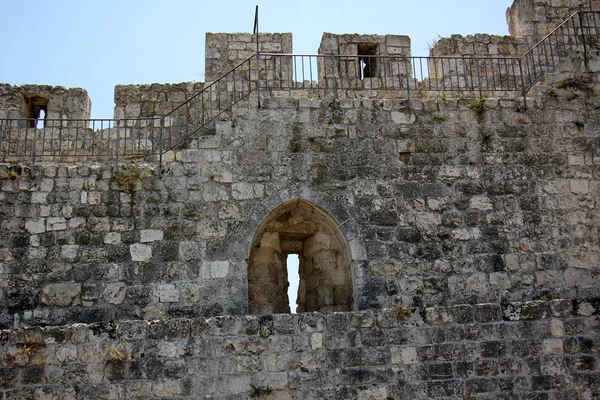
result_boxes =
[476,57,483,98]
[518,58,527,111]
[159,118,164,177]
[114,119,120,172]
[254,5,261,108]
[578,12,589,69]
[257,53,261,109]
[32,124,37,173]
[330,55,338,98]
[404,57,411,109]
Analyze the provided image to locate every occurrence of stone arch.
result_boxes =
[248,198,354,314]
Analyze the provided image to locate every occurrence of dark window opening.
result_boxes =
[357,43,378,79]
[24,95,49,128]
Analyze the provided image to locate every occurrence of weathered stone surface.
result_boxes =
[0,301,597,398]
[41,283,81,307]
[130,243,152,262]
[0,5,599,398]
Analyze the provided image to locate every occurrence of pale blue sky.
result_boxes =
[2,0,513,119]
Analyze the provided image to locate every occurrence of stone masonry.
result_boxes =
[0,0,599,398]
[1,299,599,399]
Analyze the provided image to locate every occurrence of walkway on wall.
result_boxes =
[0,11,599,168]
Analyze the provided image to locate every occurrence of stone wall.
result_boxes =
[507,0,600,38]
[0,84,91,122]
[1,299,598,399]
[1,74,600,328]
[114,82,205,120]
[205,32,293,83]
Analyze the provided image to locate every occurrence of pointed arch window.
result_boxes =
[248,199,354,314]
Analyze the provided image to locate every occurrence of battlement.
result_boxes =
[0,1,600,398]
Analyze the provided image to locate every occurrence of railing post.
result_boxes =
[578,12,589,69]
[404,56,411,110]
[257,53,261,108]
[330,55,338,99]
[31,125,37,173]
[114,119,120,172]
[476,57,483,98]
[518,58,528,111]
[159,117,164,177]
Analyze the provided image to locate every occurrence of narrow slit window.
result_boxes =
[287,254,300,313]
[36,109,46,129]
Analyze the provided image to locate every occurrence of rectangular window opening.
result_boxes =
[357,43,378,80]
[24,95,49,128]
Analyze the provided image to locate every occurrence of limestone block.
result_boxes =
[219,204,241,219]
[55,345,78,363]
[42,283,81,306]
[542,339,563,355]
[40,179,54,192]
[465,273,491,293]
[104,283,127,304]
[181,283,201,303]
[489,272,512,290]
[452,227,481,241]
[415,213,442,229]
[68,217,85,229]
[550,319,564,337]
[156,284,180,303]
[179,241,205,261]
[196,221,227,238]
[140,229,164,243]
[208,261,230,278]
[25,219,46,234]
[47,217,67,231]
[104,232,122,245]
[570,179,589,194]
[577,301,596,316]
[130,244,152,262]
[391,111,416,124]
[391,346,418,365]
[62,204,73,218]
[31,192,48,204]
[60,245,79,261]
[370,259,400,277]
[157,341,186,358]
[232,182,265,200]
[203,184,229,202]
[211,166,233,184]
[469,196,493,210]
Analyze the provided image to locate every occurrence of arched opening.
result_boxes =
[248,199,353,314]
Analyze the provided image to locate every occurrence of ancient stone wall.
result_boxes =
[1,0,600,397]
[205,32,293,83]
[0,299,598,399]
[1,78,600,328]
[0,84,91,122]
[114,82,205,120]
[507,0,600,37]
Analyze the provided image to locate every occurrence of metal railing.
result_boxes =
[258,11,599,100]
[0,117,161,169]
[257,54,524,98]
[1,11,598,169]
[159,55,255,157]
[521,11,600,91]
